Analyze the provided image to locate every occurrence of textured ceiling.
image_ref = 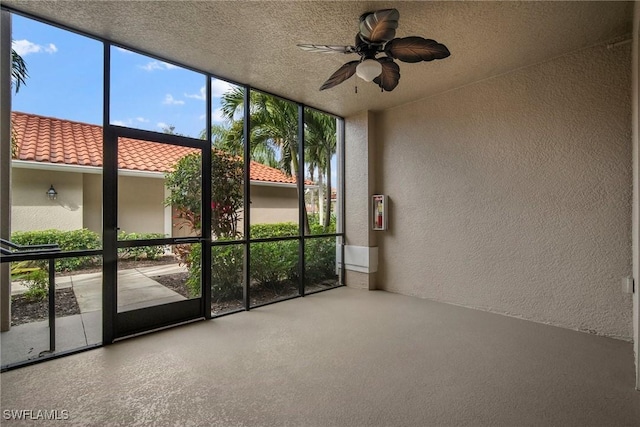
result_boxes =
[3,1,634,117]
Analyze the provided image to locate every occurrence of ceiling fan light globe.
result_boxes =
[356,59,382,82]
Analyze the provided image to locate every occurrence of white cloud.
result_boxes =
[139,61,163,71]
[12,39,58,56]
[115,47,133,54]
[157,122,169,130]
[185,86,206,101]
[162,94,184,105]
[212,108,226,123]
[139,60,179,71]
[211,79,235,97]
[198,114,206,121]
[113,117,149,127]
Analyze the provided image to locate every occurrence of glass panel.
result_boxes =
[10,15,104,247]
[5,16,104,367]
[210,79,245,240]
[211,243,244,316]
[110,46,206,139]
[118,137,200,239]
[305,236,341,293]
[57,256,103,347]
[11,15,103,124]
[249,91,299,238]
[3,260,50,366]
[304,109,338,235]
[117,243,194,313]
[2,255,103,367]
[250,240,299,307]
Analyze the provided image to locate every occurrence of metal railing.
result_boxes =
[0,240,101,356]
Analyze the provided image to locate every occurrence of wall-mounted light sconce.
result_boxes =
[46,185,58,200]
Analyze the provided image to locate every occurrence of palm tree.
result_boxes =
[219,88,299,174]
[204,89,280,168]
[214,89,338,232]
[304,110,336,229]
[11,48,28,93]
[11,48,28,157]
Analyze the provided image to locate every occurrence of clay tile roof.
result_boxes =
[11,111,300,185]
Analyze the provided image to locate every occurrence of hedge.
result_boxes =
[11,229,101,271]
[11,229,167,271]
[185,222,338,300]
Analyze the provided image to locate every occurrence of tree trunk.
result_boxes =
[318,172,325,227]
[290,146,310,234]
[324,151,332,229]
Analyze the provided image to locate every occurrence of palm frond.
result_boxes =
[11,48,28,93]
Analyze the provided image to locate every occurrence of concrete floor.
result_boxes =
[1,287,639,426]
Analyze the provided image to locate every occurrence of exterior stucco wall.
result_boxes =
[118,175,165,235]
[11,169,300,236]
[83,173,102,235]
[376,43,633,339]
[250,184,298,224]
[11,168,83,232]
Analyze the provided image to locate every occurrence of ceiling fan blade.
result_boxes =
[359,9,399,43]
[385,36,450,63]
[320,60,359,91]
[373,57,400,91]
[297,44,355,54]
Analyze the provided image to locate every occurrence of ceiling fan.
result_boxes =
[297,8,450,92]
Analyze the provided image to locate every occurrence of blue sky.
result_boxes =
[11,14,236,139]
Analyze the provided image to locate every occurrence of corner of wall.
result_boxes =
[344,111,379,290]
[632,0,640,391]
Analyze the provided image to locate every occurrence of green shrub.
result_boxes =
[185,244,201,298]
[181,222,338,301]
[11,229,101,271]
[117,231,166,260]
[22,268,49,302]
[250,240,298,286]
[211,244,243,301]
[250,222,298,239]
[184,243,244,301]
[305,237,337,285]
[10,260,41,278]
[308,214,337,234]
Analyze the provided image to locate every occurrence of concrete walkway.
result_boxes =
[1,264,187,367]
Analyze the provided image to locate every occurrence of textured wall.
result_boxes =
[250,185,298,225]
[12,168,84,232]
[83,173,102,235]
[345,111,370,248]
[118,176,165,235]
[632,1,640,387]
[344,111,378,289]
[376,43,633,339]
